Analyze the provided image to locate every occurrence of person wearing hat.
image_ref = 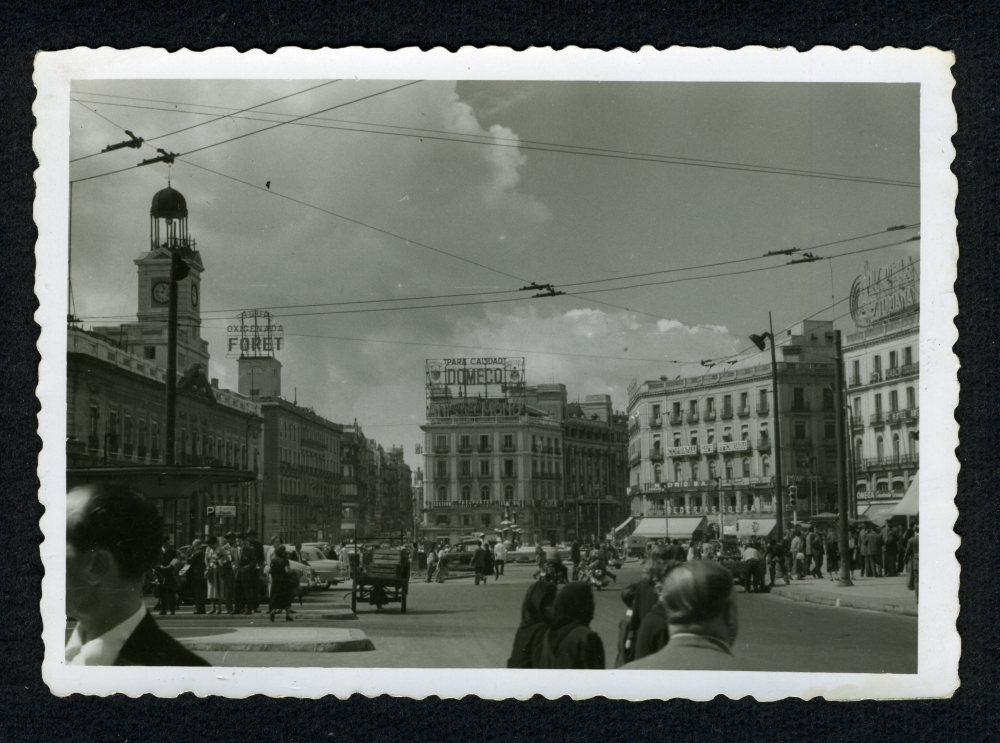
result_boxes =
[624,560,745,670]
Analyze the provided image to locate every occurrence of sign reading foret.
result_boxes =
[227,309,284,358]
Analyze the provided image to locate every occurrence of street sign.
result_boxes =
[206,506,215,515]
[215,505,237,517]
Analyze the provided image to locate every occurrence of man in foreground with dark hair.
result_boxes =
[65,483,210,666]
[624,560,745,671]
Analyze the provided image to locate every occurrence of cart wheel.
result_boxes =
[401,593,407,613]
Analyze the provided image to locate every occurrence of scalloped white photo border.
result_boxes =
[34,45,958,700]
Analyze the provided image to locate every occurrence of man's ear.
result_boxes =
[85,549,115,585]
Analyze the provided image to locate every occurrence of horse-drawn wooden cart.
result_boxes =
[350,543,410,613]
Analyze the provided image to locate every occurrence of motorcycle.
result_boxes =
[538,560,569,585]
[585,561,611,590]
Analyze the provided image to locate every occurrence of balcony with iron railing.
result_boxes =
[457,443,473,453]
[479,444,492,453]
[501,469,518,480]
[686,411,699,424]
[870,371,882,383]
[721,407,734,420]
[870,412,886,426]
[851,419,864,432]
[703,410,717,422]
[756,436,771,451]
[629,451,641,466]
[501,443,517,452]
[737,406,751,418]
[862,453,919,470]
[669,413,683,426]
[848,376,863,389]
[434,443,451,453]
[649,417,663,429]
[649,450,664,462]
[756,403,770,416]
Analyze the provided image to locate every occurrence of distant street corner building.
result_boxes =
[420,357,628,545]
[627,321,839,542]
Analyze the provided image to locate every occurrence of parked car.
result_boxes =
[443,540,485,570]
[286,544,350,588]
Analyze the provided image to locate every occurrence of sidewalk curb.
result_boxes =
[769,586,917,616]
[180,628,373,652]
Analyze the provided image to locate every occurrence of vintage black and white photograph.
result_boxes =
[35,46,958,699]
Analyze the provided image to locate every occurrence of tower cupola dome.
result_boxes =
[150,186,188,220]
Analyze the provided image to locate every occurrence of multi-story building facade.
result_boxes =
[258,398,342,544]
[524,388,630,544]
[843,257,919,521]
[420,378,629,546]
[340,422,371,542]
[627,321,838,536]
[421,401,566,546]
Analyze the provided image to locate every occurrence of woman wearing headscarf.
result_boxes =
[506,581,558,668]
[268,544,295,622]
[537,582,605,669]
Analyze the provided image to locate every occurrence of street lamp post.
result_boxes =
[750,312,785,539]
[834,329,854,587]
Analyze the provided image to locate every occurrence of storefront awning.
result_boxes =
[631,516,707,539]
[735,518,777,538]
[859,502,901,525]
[893,476,919,516]
[614,516,634,533]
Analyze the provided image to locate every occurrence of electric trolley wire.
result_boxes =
[70,80,340,163]
[69,81,421,185]
[72,92,919,188]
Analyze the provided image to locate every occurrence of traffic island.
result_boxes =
[767,575,917,616]
[179,627,374,652]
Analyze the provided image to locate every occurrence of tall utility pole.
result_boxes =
[751,314,784,538]
[164,249,190,466]
[835,330,854,587]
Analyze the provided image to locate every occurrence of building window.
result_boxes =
[876,436,884,459]
[654,465,661,483]
[875,394,883,416]
[706,428,715,444]
[723,426,732,442]
[761,456,770,477]
[853,397,862,418]
[740,392,749,412]
[852,359,860,383]
[906,386,916,409]
[479,434,491,452]
[143,346,156,359]
[742,457,751,478]
[689,430,698,446]
[479,459,491,477]
[462,515,471,526]
[437,485,447,501]
[503,433,515,451]
[481,485,491,501]
[793,387,806,411]
[740,424,749,441]
[794,421,807,440]
[873,355,882,374]
[674,463,683,481]
[672,401,681,418]
[436,460,448,479]
[460,459,471,477]
[892,433,901,458]
[889,350,898,369]
[725,460,733,479]
[723,394,732,416]
[890,390,899,412]
[459,434,471,452]
[904,346,913,366]
[855,438,863,463]
[822,388,834,411]
[708,459,717,479]
[436,435,448,452]
[824,420,836,439]
[651,404,661,423]
[504,459,514,476]
[461,486,471,501]
[706,398,715,414]
[673,432,681,447]
[691,461,700,480]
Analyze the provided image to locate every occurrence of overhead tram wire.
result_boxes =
[69,81,422,185]
[75,233,919,324]
[72,94,920,189]
[70,80,341,163]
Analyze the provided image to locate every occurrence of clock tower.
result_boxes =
[130,185,210,370]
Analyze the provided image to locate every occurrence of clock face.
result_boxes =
[152,281,170,304]
[190,284,199,307]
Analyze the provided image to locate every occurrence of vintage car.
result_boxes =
[442,540,484,570]
[285,544,351,588]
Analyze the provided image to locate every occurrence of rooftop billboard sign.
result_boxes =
[425,357,526,413]
[849,256,919,328]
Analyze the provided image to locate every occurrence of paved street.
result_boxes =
[129,561,916,672]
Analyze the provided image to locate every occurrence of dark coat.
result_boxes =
[633,601,670,660]
[471,547,489,571]
[249,538,265,567]
[186,550,207,596]
[536,583,605,669]
[624,633,743,671]
[630,578,661,631]
[115,613,210,666]
[507,582,557,668]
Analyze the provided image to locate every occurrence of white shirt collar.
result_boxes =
[65,604,147,666]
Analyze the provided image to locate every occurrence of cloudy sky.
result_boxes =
[68,80,920,466]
